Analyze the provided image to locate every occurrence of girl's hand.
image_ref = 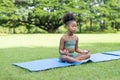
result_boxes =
[85,49,90,53]
[63,49,69,55]
[60,49,69,55]
[81,49,90,54]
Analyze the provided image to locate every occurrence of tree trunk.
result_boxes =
[79,23,82,33]
[48,27,58,33]
[90,18,92,31]
[27,29,31,33]
[13,27,16,34]
[115,22,119,31]
[100,21,103,31]
[100,20,105,31]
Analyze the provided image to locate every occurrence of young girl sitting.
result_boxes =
[59,12,90,62]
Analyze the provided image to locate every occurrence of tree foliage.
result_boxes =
[0,0,120,33]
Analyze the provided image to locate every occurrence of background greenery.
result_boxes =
[0,0,120,34]
[0,33,120,80]
[1,1,120,79]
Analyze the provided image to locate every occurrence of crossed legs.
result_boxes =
[61,53,90,63]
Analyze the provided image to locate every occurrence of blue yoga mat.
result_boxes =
[90,53,120,62]
[102,50,120,56]
[13,51,120,71]
[13,58,72,71]
[13,58,90,71]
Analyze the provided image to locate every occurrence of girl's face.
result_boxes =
[67,21,77,33]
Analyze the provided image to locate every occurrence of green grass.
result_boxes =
[0,33,120,80]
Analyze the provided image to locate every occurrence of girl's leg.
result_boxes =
[61,55,81,62]
[76,53,90,60]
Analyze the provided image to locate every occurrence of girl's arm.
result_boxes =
[75,37,82,53]
[75,37,89,54]
[59,37,68,55]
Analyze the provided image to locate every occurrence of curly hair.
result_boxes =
[62,12,76,25]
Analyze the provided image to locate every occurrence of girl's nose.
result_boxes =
[74,27,77,29]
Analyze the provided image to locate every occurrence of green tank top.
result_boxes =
[64,40,76,49]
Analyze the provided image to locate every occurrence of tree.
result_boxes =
[31,0,63,33]
[0,0,120,33]
[0,0,17,33]
[14,0,34,33]
[108,0,120,31]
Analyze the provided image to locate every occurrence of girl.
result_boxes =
[59,12,90,62]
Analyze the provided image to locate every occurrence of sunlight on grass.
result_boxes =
[0,33,120,48]
[0,34,61,48]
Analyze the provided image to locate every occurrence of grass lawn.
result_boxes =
[0,33,120,80]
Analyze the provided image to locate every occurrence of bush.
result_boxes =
[30,26,47,33]
[0,26,9,33]
[104,26,117,33]
[15,26,27,34]
[56,25,67,33]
